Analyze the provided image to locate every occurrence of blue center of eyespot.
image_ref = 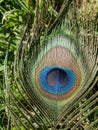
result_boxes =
[40,66,76,94]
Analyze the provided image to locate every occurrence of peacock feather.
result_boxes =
[4,0,98,129]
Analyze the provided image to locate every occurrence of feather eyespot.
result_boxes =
[32,36,81,101]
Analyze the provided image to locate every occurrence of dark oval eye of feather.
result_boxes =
[40,66,76,95]
[47,68,67,87]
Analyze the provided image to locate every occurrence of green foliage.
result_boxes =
[0,0,35,129]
